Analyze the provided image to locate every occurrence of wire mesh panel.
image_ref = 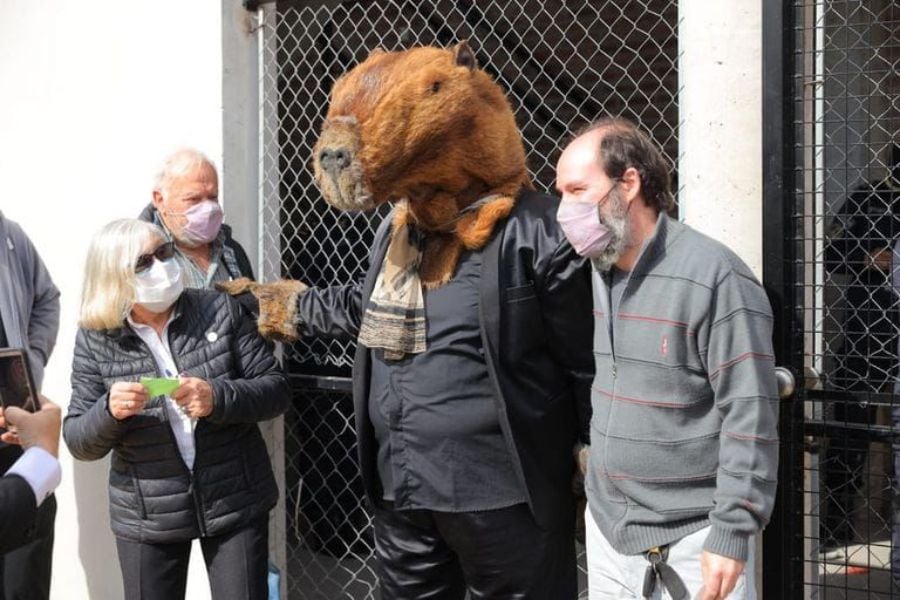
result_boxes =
[788,0,900,597]
[256,1,679,597]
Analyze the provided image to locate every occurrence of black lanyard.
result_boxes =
[642,546,688,600]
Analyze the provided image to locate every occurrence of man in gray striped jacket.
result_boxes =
[556,118,778,600]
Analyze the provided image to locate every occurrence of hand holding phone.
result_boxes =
[0,396,62,457]
[0,348,38,414]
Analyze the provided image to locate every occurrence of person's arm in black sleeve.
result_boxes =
[0,475,38,553]
[296,283,364,341]
[540,239,594,445]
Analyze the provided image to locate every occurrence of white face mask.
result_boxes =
[133,257,184,313]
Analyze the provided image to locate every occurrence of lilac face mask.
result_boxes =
[173,200,224,246]
[557,200,614,258]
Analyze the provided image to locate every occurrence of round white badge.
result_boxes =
[206,331,218,343]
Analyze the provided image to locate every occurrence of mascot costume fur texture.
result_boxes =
[221,41,593,599]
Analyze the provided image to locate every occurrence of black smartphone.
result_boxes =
[0,348,38,414]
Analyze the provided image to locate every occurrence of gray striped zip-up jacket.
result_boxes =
[586,214,778,562]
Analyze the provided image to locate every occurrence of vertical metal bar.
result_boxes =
[806,2,826,591]
[254,7,290,599]
[676,0,685,223]
[811,0,824,385]
[762,0,802,597]
[256,5,267,282]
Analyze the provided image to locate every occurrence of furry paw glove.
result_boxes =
[216,277,308,343]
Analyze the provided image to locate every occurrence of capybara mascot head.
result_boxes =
[219,41,533,340]
[313,41,531,287]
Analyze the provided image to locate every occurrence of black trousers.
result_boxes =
[115,516,268,600]
[373,502,576,600]
[0,495,55,600]
[0,445,55,600]
[820,400,875,548]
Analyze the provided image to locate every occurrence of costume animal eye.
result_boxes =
[431,81,442,93]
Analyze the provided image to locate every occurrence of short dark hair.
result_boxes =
[575,117,674,213]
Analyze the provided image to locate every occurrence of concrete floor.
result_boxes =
[816,540,900,599]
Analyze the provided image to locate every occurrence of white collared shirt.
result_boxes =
[127,315,196,470]
[6,446,61,506]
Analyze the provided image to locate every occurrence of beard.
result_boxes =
[590,188,631,272]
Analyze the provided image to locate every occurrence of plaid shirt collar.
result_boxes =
[152,211,240,287]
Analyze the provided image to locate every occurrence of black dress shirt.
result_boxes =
[368,249,525,512]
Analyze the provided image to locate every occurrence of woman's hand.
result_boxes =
[171,377,214,419]
[109,382,149,420]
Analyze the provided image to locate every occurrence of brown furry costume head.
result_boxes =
[218,41,533,338]
[313,41,531,287]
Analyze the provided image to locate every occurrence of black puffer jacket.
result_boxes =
[63,289,290,543]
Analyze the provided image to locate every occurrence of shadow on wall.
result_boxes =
[73,457,123,599]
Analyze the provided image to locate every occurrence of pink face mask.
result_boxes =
[172,200,224,246]
[557,200,614,258]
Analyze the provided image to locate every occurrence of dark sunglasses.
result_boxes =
[135,242,176,274]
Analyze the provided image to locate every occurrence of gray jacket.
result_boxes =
[587,215,778,562]
[0,212,60,389]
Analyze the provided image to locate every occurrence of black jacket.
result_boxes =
[0,445,56,554]
[138,204,255,280]
[0,474,38,553]
[63,290,290,543]
[824,180,900,390]
[298,189,594,530]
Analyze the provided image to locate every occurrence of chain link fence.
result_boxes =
[790,0,900,597]
[254,1,679,597]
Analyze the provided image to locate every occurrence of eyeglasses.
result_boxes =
[135,242,176,274]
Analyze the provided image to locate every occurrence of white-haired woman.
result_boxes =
[63,219,290,600]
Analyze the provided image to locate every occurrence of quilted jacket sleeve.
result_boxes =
[63,329,129,461]
[206,297,291,425]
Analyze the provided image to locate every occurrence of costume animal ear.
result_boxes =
[453,40,478,71]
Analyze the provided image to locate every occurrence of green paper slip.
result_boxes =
[140,376,180,397]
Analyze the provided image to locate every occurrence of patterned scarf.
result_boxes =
[358,195,501,360]
[357,218,426,361]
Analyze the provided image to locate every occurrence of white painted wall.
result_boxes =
[677,1,765,592]
[0,1,223,598]
[678,0,764,277]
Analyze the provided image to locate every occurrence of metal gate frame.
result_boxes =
[763,1,900,597]
[761,0,803,596]
[251,1,681,598]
